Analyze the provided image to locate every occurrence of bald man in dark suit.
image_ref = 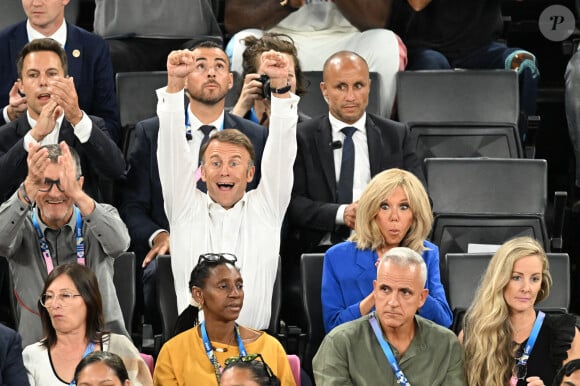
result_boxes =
[286,51,424,257]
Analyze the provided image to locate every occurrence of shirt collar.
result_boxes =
[205,192,248,212]
[329,112,367,137]
[33,205,76,234]
[27,110,65,132]
[186,105,224,132]
[26,19,67,47]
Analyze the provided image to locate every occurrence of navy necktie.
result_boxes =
[199,125,215,153]
[197,125,215,191]
[337,126,356,204]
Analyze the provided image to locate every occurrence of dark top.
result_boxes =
[391,0,504,61]
[514,312,576,386]
[0,21,121,144]
[0,323,29,386]
[0,114,125,203]
[288,113,424,251]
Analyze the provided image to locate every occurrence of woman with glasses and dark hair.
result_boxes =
[73,351,130,386]
[22,263,152,386]
[460,237,580,386]
[153,254,296,386]
[220,353,281,386]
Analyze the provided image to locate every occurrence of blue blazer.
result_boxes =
[321,240,453,332]
[0,21,121,144]
[0,324,29,386]
[117,112,268,265]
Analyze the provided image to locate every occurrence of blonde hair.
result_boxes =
[462,236,551,386]
[352,168,432,253]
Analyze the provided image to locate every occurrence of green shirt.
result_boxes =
[313,314,467,386]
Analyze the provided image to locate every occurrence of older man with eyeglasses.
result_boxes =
[0,142,129,346]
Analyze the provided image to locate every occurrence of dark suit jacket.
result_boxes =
[117,113,268,264]
[0,21,121,144]
[0,323,29,386]
[0,114,125,203]
[287,113,424,251]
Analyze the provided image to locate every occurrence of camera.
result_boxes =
[257,74,271,99]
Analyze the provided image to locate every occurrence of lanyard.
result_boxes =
[248,107,259,124]
[369,314,411,386]
[32,206,85,274]
[516,311,545,366]
[68,342,95,386]
[201,322,247,383]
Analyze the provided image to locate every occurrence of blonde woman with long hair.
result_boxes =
[321,168,452,333]
[460,237,580,386]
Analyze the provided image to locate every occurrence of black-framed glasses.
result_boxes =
[40,292,82,308]
[38,178,65,192]
[198,253,238,265]
[224,353,275,379]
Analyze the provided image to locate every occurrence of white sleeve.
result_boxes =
[155,87,197,223]
[252,93,299,220]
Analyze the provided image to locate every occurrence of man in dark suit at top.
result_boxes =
[0,0,121,144]
[0,38,125,204]
[116,40,267,329]
[286,50,424,255]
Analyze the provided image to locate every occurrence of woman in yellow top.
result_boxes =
[153,253,296,386]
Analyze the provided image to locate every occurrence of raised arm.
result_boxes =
[156,50,200,223]
[224,0,305,33]
[251,50,299,218]
[334,0,394,30]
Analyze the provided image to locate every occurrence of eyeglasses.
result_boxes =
[38,178,65,192]
[198,253,238,265]
[40,292,82,308]
[224,353,275,380]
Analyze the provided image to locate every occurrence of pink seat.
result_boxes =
[287,354,301,386]
[140,353,155,376]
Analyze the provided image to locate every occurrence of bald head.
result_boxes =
[320,51,370,124]
[322,51,369,81]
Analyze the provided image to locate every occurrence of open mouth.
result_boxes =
[217,183,234,191]
[38,93,51,101]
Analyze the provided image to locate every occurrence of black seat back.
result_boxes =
[299,71,381,118]
[115,71,168,157]
[113,252,136,336]
[300,253,325,377]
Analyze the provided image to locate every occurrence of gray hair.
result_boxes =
[42,144,82,179]
[379,247,427,287]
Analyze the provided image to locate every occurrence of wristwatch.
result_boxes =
[270,84,291,94]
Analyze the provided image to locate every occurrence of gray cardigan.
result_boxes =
[0,192,130,346]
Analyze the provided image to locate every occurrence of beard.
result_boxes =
[186,83,227,106]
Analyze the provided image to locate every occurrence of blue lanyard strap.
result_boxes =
[32,206,85,274]
[68,342,95,386]
[369,314,411,386]
[516,311,545,366]
[201,322,247,383]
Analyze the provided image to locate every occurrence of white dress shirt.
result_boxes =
[329,112,371,224]
[156,87,299,330]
